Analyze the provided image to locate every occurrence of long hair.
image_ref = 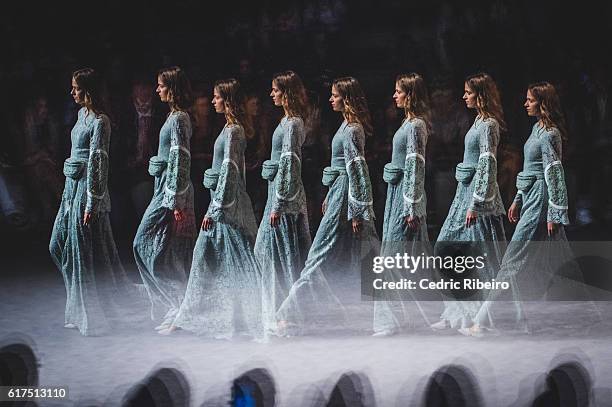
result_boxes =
[528,82,568,141]
[333,76,373,136]
[72,68,108,116]
[157,66,193,112]
[214,78,253,137]
[272,70,309,119]
[396,72,431,131]
[465,73,506,131]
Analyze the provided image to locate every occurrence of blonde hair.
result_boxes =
[333,76,373,136]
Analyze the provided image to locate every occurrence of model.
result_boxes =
[469,82,576,335]
[49,68,130,336]
[431,73,507,333]
[133,66,196,330]
[255,71,312,333]
[373,73,432,336]
[162,78,264,340]
[276,77,379,335]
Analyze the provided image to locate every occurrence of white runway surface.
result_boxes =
[1,269,611,406]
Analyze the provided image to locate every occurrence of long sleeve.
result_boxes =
[513,190,523,205]
[344,124,374,221]
[542,129,569,224]
[85,115,110,214]
[163,112,192,210]
[401,120,427,218]
[470,120,499,212]
[206,126,243,221]
[272,118,304,214]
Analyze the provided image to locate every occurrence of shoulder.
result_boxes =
[92,113,110,129]
[285,116,304,130]
[345,121,364,136]
[477,116,499,134]
[225,123,245,139]
[409,117,427,133]
[170,111,191,126]
[540,125,561,143]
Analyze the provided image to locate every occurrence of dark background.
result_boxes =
[1,0,612,275]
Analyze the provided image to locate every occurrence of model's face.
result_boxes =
[194,96,211,116]
[329,85,344,112]
[463,82,477,109]
[270,81,283,107]
[71,78,85,105]
[524,89,540,117]
[156,76,169,103]
[212,88,225,113]
[393,82,407,108]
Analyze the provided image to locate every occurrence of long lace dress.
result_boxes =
[49,108,130,336]
[373,118,432,333]
[434,116,507,329]
[276,121,379,334]
[133,111,196,326]
[255,117,312,332]
[171,124,264,340]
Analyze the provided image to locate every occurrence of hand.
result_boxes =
[201,216,213,230]
[174,209,184,222]
[405,215,420,230]
[508,202,520,224]
[83,211,92,226]
[465,210,478,228]
[547,221,558,236]
[352,218,362,233]
[322,199,327,215]
[270,211,280,227]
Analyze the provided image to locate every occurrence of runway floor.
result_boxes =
[1,265,611,406]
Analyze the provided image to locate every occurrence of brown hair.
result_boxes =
[396,72,431,131]
[214,78,253,137]
[158,66,193,112]
[333,76,373,136]
[72,68,108,116]
[272,70,309,119]
[465,73,506,131]
[528,82,568,141]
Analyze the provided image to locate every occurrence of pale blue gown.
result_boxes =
[172,124,264,340]
[435,116,507,329]
[254,117,312,332]
[133,111,196,326]
[473,123,575,328]
[276,121,379,333]
[49,108,130,336]
[373,118,432,333]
